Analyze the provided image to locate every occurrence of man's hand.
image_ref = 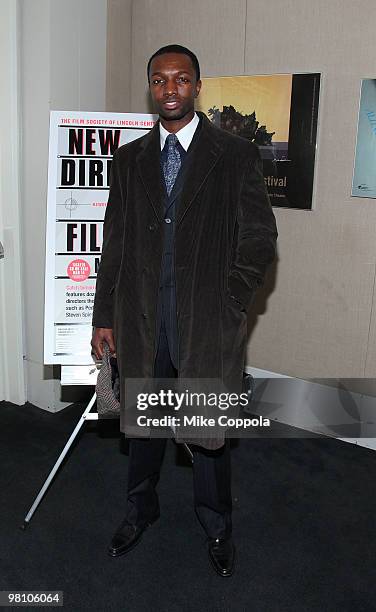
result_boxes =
[91,327,116,361]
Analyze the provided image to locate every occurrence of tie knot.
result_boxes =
[166,133,178,148]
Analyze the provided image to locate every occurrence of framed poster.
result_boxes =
[352,79,376,198]
[196,73,321,210]
[44,111,157,366]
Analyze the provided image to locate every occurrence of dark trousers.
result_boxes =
[125,319,232,539]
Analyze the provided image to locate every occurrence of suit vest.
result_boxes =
[155,120,202,369]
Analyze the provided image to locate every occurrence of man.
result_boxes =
[91,44,277,577]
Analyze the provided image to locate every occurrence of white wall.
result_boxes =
[20,0,107,411]
[0,0,26,405]
[107,0,376,381]
[18,0,376,411]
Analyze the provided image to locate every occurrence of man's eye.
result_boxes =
[178,78,189,83]
[152,79,164,85]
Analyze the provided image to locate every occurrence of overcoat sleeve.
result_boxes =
[228,145,278,311]
[92,149,124,328]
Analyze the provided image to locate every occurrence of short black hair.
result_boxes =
[147,44,200,83]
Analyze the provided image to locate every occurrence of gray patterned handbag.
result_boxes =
[96,342,120,418]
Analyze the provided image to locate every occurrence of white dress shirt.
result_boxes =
[159,112,200,151]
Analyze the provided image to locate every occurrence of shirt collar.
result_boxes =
[159,112,200,151]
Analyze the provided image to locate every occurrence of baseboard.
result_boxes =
[245,366,376,452]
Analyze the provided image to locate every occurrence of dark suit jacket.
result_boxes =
[92,111,278,448]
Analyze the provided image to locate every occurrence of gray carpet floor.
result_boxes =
[1,400,376,612]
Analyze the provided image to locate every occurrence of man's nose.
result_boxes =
[164,80,178,96]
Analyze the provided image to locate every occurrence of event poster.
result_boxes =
[196,73,321,209]
[352,79,376,198]
[44,111,156,365]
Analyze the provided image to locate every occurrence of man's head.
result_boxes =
[147,44,200,83]
[147,44,202,131]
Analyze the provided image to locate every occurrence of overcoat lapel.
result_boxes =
[176,113,225,226]
[136,123,165,221]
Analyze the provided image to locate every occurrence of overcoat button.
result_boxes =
[142,313,147,319]
[164,218,172,224]
[149,224,155,231]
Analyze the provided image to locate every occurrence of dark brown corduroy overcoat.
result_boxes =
[92,112,277,448]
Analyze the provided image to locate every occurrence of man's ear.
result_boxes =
[195,79,202,97]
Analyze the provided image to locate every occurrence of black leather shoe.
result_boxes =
[108,518,155,557]
[208,537,235,577]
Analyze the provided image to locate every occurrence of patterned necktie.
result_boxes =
[163,133,181,196]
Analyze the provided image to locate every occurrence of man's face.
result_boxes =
[149,52,201,128]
